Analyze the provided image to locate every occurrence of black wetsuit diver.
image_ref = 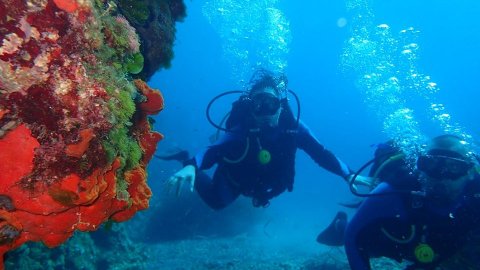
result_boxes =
[318,136,480,270]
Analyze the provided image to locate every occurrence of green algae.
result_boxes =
[117,0,150,25]
[125,52,144,74]
[80,1,148,199]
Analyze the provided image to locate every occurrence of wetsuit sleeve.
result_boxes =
[296,122,351,179]
[345,183,406,270]
[184,131,238,170]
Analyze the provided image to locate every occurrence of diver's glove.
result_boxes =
[167,165,196,196]
[345,174,376,188]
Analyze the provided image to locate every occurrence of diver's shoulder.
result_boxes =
[465,176,480,195]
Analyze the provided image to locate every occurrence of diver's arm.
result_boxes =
[345,183,406,270]
[344,214,373,270]
[183,131,239,170]
[345,196,381,270]
[296,122,351,179]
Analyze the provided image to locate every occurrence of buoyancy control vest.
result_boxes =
[220,95,299,207]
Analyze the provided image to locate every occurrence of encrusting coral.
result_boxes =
[0,0,172,268]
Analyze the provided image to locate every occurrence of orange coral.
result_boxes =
[138,118,164,163]
[65,128,94,158]
[135,79,165,114]
[111,167,151,222]
[0,125,137,261]
[0,125,39,193]
[0,1,166,268]
[53,0,79,13]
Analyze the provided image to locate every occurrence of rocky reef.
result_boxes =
[0,0,184,268]
[116,0,186,80]
[4,225,406,270]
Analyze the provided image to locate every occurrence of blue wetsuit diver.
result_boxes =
[164,70,359,209]
[319,135,480,270]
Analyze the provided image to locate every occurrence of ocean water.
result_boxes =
[146,0,480,268]
[6,0,480,269]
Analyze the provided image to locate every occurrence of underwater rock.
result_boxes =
[117,0,187,81]
[0,0,174,268]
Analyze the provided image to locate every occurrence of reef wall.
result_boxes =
[0,0,185,268]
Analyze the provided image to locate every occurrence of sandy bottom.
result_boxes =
[141,235,404,270]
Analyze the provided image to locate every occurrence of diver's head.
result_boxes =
[247,69,286,128]
[417,135,477,202]
[250,86,282,127]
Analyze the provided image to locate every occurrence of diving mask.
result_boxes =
[251,92,281,116]
[417,154,474,181]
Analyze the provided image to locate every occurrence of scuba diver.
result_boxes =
[318,135,480,270]
[160,69,370,209]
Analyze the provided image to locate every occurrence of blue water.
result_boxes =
[147,0,480,266]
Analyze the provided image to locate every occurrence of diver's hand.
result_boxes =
[355,175,376,187]
[346,174,376,188]
[167,165,196,196]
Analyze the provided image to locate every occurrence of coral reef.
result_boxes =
[0,0,173,268]
[5,232,99,270]
[116,0,187,80]
[5,223,153,270]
